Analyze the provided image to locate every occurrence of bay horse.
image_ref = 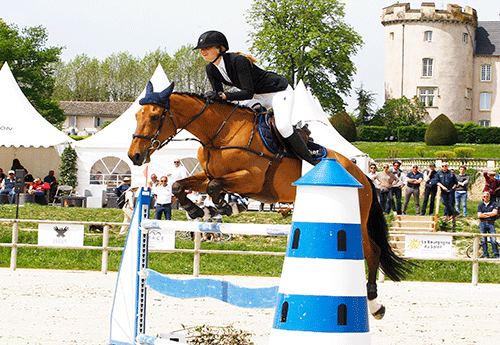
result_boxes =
[128,81,408,319]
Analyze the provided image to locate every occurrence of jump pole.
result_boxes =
[269,158,371,344]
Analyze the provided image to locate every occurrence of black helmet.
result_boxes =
[193,31,229,51]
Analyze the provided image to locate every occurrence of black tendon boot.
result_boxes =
[285,129,315,165]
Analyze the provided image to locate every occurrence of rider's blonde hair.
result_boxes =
[220,46,257,64]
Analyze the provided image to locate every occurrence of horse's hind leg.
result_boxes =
[364,235,386,320]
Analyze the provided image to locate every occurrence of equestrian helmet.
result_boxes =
[193,30,229,51]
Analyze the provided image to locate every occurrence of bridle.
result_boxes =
[132,99,210,152]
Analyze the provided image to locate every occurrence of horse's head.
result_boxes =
[129,81,176,165]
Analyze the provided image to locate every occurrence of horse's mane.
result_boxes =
[172,91,250,111]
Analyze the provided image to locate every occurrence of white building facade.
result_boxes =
[382,3,500,126]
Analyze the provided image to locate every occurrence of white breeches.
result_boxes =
[241,85,295,138]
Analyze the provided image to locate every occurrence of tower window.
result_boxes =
[390,32,394,41]
[424,31,433,42]
[463,33,468,43]
[481,64,492,82]
[418,87,436,107]
[465,88,472,110]
[422,58,433,77]
[479,92,491,111]
[479,120,490,127]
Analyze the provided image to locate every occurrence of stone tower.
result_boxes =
[382,3,477,123]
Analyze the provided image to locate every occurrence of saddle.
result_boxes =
[255,109,327,161]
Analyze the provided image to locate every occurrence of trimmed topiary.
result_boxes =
[329,111,357,142]
[425,114,457,146]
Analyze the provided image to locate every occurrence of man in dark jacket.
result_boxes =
[421,163,438,215]
[436,163,459,220]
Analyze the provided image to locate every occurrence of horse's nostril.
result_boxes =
[133,153,141,163]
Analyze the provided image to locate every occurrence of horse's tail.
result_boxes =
[366,178,410,281]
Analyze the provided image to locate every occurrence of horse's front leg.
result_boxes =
[171,172,209,219]
[206,169,257,218]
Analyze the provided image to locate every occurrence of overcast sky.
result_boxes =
[2,0,499,112]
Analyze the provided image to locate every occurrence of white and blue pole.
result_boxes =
[109,188,151,345]
[269,158,371,344]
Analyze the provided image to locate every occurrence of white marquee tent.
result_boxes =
[291,80,370,173]
[73,65,201,206]
[0,62,74,179]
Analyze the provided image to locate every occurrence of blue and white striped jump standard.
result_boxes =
[269,158,371,345]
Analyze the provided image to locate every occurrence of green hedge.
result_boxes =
[396,125,428,142]
[357,126,388,142]
[455,123,500,144]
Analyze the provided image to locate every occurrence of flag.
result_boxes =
[143,166,149,187]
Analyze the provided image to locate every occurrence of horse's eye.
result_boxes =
[151,114,160,121]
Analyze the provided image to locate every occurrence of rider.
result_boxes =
[193,30,315,165]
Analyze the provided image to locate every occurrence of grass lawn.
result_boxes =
[1,202,499,284]
[353,142,500,159]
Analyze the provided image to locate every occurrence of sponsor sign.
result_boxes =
[0,125,15,133]
[148,229,176,250]
[405,235,452,258]
[38,223,84,247]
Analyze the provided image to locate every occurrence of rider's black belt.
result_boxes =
[481,220,495,224]
[157,203,171,207]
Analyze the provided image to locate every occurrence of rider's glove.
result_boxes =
[204,90,220,101]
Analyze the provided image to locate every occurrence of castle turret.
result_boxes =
[382,3,477,123]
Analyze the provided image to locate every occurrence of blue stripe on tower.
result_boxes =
[286,222,363,260]
[272,294,369,333]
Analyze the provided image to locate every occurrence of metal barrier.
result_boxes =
[1,218,498,285]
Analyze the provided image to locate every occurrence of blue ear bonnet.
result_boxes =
[139,81,175,108]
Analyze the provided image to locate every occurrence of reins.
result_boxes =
[133,96,277,176]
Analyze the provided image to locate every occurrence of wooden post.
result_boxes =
[433,188,442,231]
[101,224,110,274]
[10,221,19,270]
[472,235,480,286]
[193,231,201,277]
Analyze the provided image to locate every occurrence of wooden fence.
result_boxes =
[0,218,498,285]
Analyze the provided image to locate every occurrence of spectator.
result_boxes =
[436,162,459,220]
[43,170,58,203]
[0,170,17,204]
[168,158,188,184]
[455,166,470,217]
[403,164,423,215]
[367,164,378,181]
[483,172,500,204]
[90,171,103,185]
[421,163,438,216]
[10,158,25,172]
[373,164,398,214]
[114,177,131,198]
[259,203,274,212]
[477,192,499,259]
[153,176,173,220]
[0,168,5,183]
[387,161,406,215]
[168,159,188,209]
[28,178,50,205]
[148,174,159,188]
[119,186,139,235]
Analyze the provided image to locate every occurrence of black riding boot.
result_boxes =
[285,129,315,165]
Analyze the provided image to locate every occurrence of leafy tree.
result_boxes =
[59,146,78,188]
[169,45,210,93]
[371,96,427,134]
[354,85,377,125]
[247,0,363,114]
[53,54,108,101]
[329,111,356,142]
[0,20,64,125]
[101,52,145,101]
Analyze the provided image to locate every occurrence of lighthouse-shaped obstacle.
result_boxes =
[269,158,371,344]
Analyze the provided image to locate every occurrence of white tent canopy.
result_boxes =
[73,65,201,205]
[291,80,369,172]
[0,62,74,179]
